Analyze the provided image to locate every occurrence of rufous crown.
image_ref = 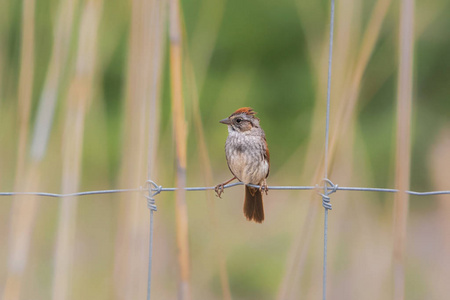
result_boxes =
[231,107,257,116]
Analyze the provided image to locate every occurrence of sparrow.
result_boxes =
[215,107,270,223]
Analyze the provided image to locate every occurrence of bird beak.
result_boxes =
[219,118,231,125]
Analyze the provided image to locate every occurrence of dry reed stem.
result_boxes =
[304,124,357,298]
[147,0,165,181]
[0,0,9,96]
[393,0,414,298]
[3,169,39,300]
[283,0,441,182]
[324,120,390,300]
[328,0,392,173]
[363,0,445,109]
[185,56,232,300]
[190,0,226,92]
[429,126,450,297]
[51,2,102,299]
[15,0,35,185]
[170,0,191,299]
[113,0,165,298]
[333,125,385,300]
[3,0,81,297]
[2,0,36,298]
[181,2,232,297]
[277,0,392,298]
[112,0,146,295]
[3,0,80,296]
[30,0,78,161]
[294,0,325,73]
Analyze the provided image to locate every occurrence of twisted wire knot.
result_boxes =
[316,178,338,210]
[145,180,162,211]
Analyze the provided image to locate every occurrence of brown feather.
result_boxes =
[232,107,256,116]
[264,138,270,177]
[244,186,264,223]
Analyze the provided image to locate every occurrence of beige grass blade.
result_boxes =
[277,0,393,298]
[170,0,191,298]
[2,0,36,298]
[428,126,450,298]
[51,2,102,299]
[185,55,232,300]
[181,2,232,297]
[146,1,165,181]
[393,0,414,299]
[30,0,78,161]
[189,0,226,92]
[112,0,148,296]
[113,0,165,298]
[328,0,392,170]
[0,0,11,95]
[3,167,39,300]
[14,0,35,184]
[280,0,444,182]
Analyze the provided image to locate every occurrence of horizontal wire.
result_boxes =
[337,187,450,196]
[0,188,143,198]
[0,182,449,198]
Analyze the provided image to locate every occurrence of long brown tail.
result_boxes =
[244,186,264,223]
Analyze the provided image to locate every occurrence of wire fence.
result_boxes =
[2,182,450,300]
[3,182,450,199]
[322,0,335,297]
[2,181,450,298]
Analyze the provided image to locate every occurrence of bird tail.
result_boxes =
[244,186,264,223]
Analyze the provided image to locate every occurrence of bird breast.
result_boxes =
[225,132,269,185]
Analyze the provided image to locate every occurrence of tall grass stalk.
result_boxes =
[190,0,226,92]
[278,0,392,298]
[185,56,232,300]
[0,0,10,96]
[147,0,164,184]
[15,0,34,184]
[429,126,450,297]
[328,0,392,170]
[51,2,102,299]
[3,0,35,298]
[113,0,164,298]
[181,2,231,297]
[393,0,414,298]
[30,0,78,161]
[170,0,191,298]
[113,0,145,296]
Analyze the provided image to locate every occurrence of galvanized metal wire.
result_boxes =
[0,188,142,197]
[2,183,449,198]
[322,0,336,298]
[145,181,160,300]
[2,181,449,300]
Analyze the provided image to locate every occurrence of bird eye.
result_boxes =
[236,118,242,123]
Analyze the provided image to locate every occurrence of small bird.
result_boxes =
[215,107,270,223]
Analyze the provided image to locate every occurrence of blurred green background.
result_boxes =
[1,0,450,299]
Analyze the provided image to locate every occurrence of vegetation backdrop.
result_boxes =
[1,0,450,299]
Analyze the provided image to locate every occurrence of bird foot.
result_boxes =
[214,184,225,198]
[260,180,269,195]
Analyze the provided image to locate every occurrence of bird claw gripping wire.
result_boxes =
[214,184,225,198]
[316,178,338,210]
[145,180,162,211]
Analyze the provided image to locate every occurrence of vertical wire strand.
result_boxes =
[146,0,165,298]
[324,0,335,179]
[147,208,155,300]
[323,0,335,299]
